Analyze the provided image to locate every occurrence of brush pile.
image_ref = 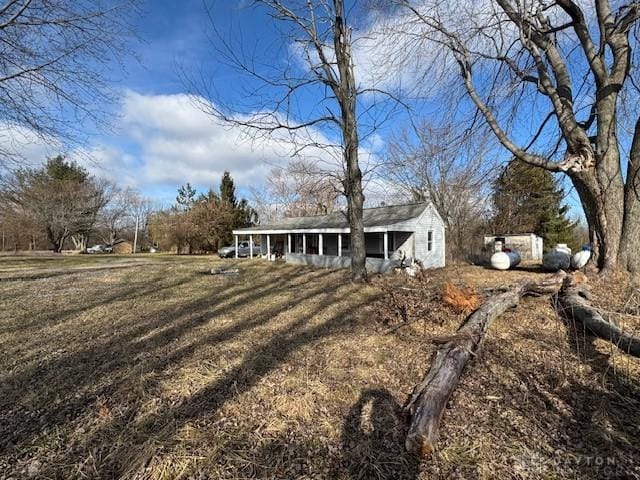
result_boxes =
[441,282,480,314]
[373,270,482,332]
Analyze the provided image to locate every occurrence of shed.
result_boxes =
[232,202,446,273]
[483,233,543,261]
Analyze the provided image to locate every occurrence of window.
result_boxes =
[427,231,433,252]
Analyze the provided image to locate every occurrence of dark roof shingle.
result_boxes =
[235,202,429,232]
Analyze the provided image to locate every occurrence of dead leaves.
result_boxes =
[442,282,481,315]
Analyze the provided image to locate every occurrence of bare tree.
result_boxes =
[192,0,404,281]
[128,193,154,252]
[0,0,138,163]
[255,158,342,220]
[98,187,144,246]
[385,122,494,261]
[385,0,640,275]
[69,179,112,252]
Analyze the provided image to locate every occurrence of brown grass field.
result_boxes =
[1,254,639,479]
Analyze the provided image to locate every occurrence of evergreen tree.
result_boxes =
[176,183,196,211]
[44,155,89,182]
[218,172,256,245]
[491,160,578,251]
[2,156,107,252]
[155,175,258,253]
[219,171,237,207]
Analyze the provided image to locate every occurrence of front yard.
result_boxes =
[1,255,638,479]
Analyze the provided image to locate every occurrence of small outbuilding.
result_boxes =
[483,233,543,261]
[232,202,446,273]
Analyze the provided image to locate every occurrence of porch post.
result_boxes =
[318,233,323,255]
[383,231,389,260]
[337,233,342,257]
[235,235,239,259]
[267,234,271,258]
[249,234,253,259]
[302,234,306,254]
[287,233,292,254]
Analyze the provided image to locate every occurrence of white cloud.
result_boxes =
[0,123,61,167]
[116,91,290,189]
[109,91,384,194]
[1,90,386,204]
[351,0,595,96]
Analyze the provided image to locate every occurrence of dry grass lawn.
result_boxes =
[1,255,639,479]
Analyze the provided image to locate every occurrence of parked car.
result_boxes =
[87,244,113,254]
[218,241,255,258]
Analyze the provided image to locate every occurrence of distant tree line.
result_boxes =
[0,156,151,252]
[149,172,257,254]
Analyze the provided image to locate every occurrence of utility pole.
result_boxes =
[133,215,139,254]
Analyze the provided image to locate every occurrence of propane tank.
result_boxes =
[571,245,591,270]
[490,250,521,270]
[543,244,572,271]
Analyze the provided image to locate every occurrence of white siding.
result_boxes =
[393,232,414,258]
[389,204,445,268]
[245,203,446,269]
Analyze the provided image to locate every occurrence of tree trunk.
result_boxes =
[345,138,366,282]
[47,226,67,253]
[570,162,624,274]
[404,274,566,456]
[620,118,640,276]
[71,234,88,253]
[334,0,366,281]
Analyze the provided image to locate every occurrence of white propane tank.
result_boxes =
[571,246,591,270]
[543,244,572,271]
[490,250,521,270]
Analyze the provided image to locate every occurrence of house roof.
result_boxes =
[233,202,431,233]
[484,233,540,238]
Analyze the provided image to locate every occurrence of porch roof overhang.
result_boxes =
[233,202,430,236]
[232,226,415,235]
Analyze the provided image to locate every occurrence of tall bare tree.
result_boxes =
[385,122,494,261]
[0,0,138,163]
[252,159,342,220]
[98,187,145,246]
[193,0,402,281]
[386,0,640,275]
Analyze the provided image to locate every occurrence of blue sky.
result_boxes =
[7,0,588,219]
[69,0,403,207]
[11,1,301,206]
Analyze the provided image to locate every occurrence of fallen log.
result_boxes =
[557,276,640,358]
[403,273,566,457]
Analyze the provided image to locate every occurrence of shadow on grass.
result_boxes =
[1,261,382,478]
[558,312,640,477]
[339,389,419,480]
[461,302,640,479]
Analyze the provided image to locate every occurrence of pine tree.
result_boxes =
[219,171,237,207]
[176,183,196,211]
[218,172,256,245]
[44,156,89,182]
[492,160,578,251]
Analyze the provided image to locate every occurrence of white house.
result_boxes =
[232,202,446,273]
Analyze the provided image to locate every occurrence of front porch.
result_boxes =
[285,252,399,273]
[232,231,414,263]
